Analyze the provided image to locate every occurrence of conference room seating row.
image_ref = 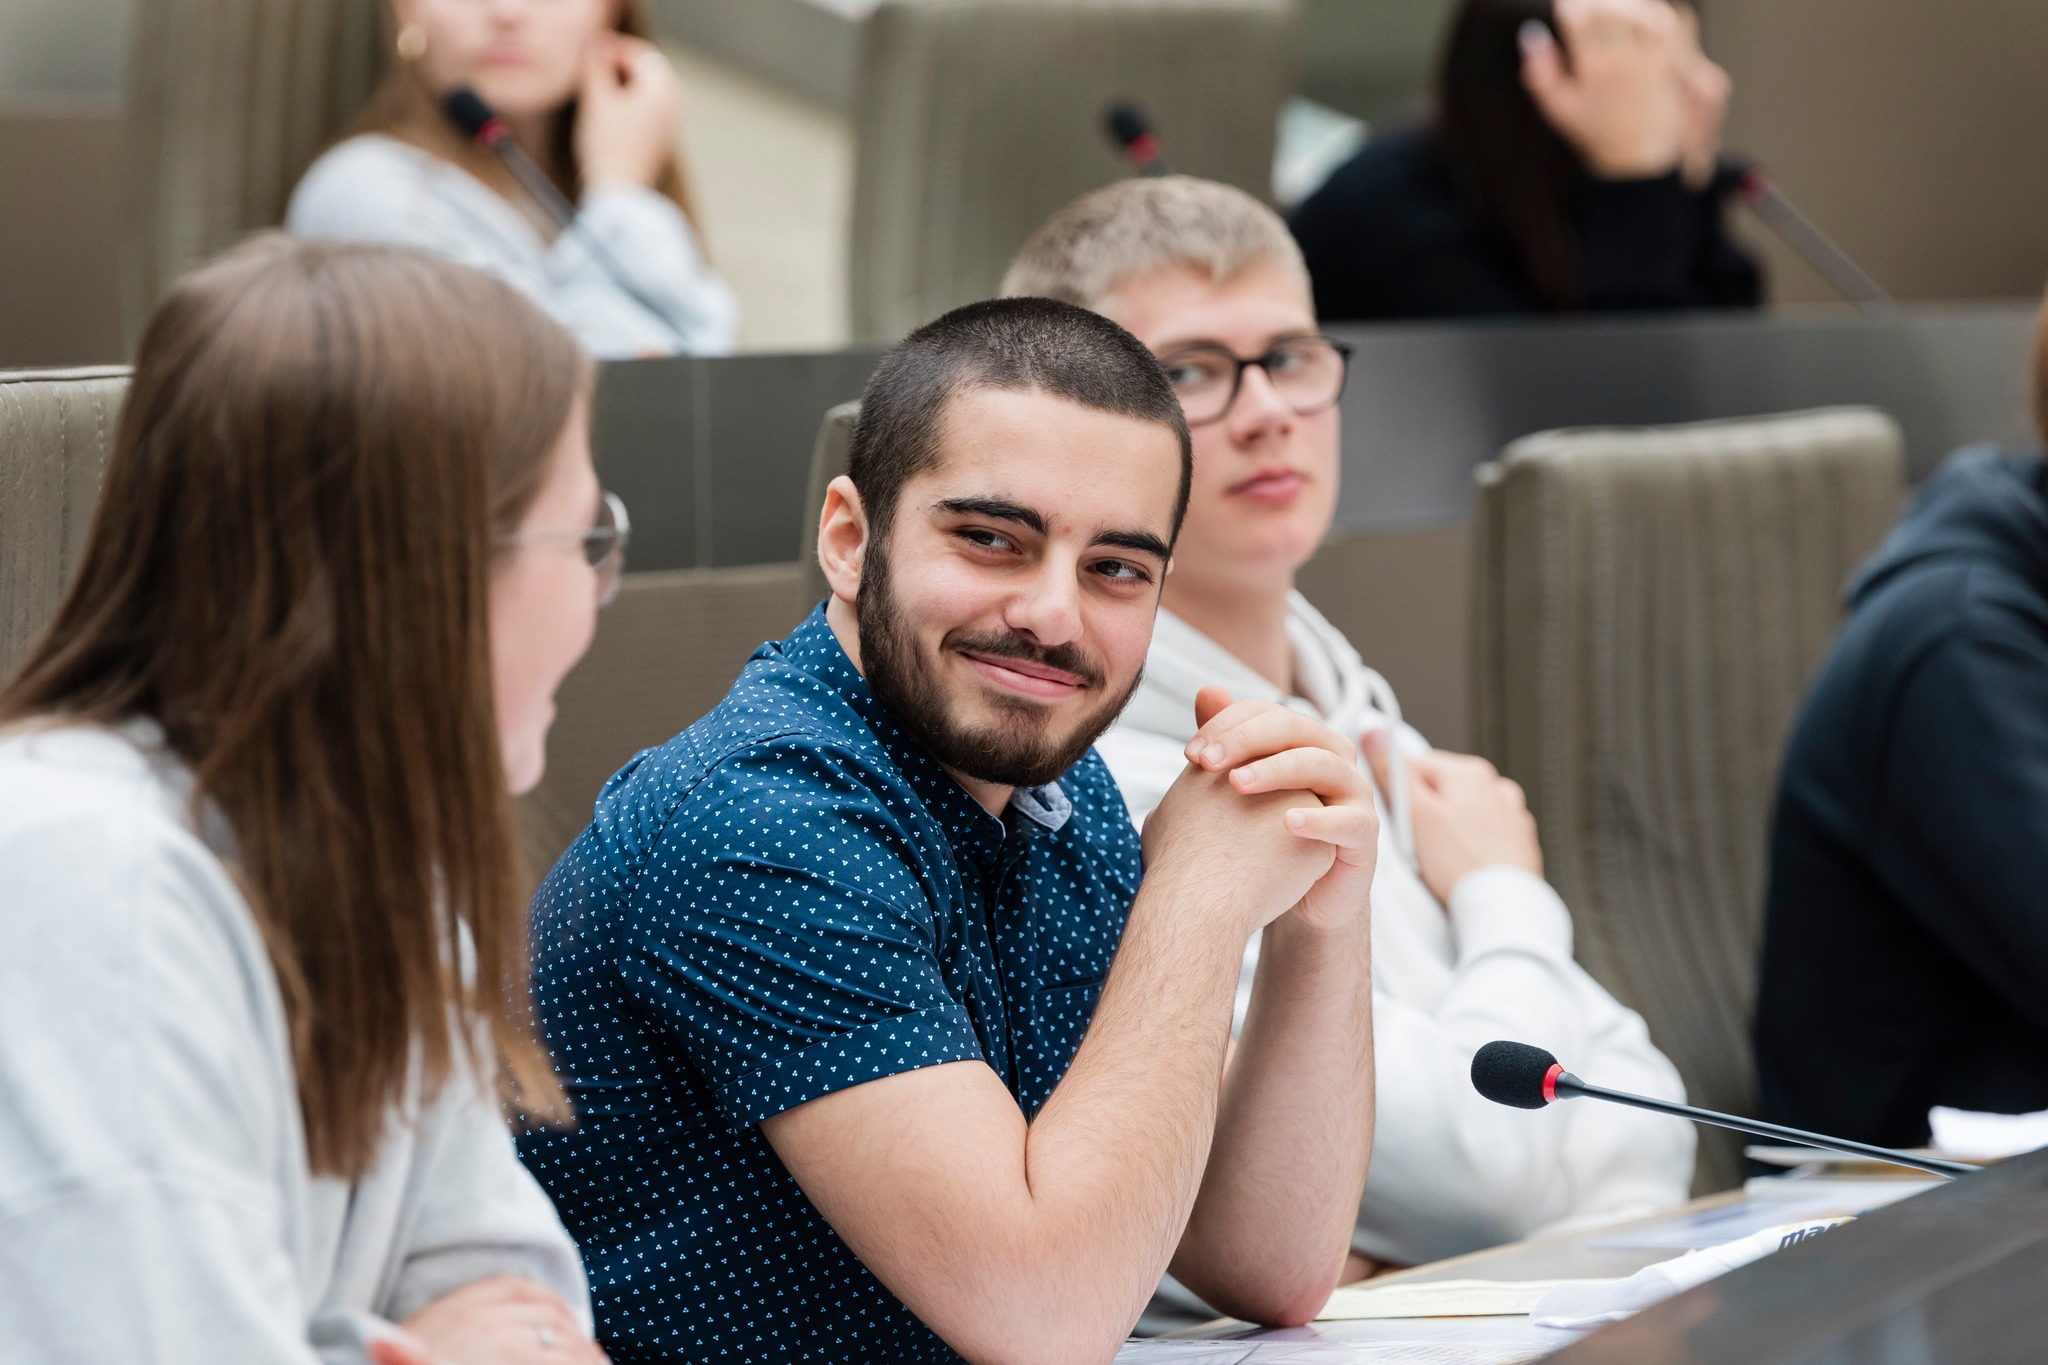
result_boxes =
[0,363,1903,1195]
[118,0,1297,350]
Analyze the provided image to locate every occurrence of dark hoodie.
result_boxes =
[1755,447,2048,1147]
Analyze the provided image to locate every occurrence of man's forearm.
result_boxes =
[1172,911,1375,1325]
[1002,872,1254,1348]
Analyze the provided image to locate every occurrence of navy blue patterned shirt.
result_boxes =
[518,606,1145,1362]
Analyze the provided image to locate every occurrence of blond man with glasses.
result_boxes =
[1004,176,1694,1331]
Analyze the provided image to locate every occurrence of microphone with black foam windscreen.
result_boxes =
[1471,1040,1977,1179]
[1729,164,1893,318]
[1104,102,1174,178]
[442,86,669,325]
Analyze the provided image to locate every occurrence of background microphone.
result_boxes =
[442,86,669,324]
[444,87,582,228]
[1104,102,1173,178]
[1471,1040,1977,1179]
[1732,165,1894,318]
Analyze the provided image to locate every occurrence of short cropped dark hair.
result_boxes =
[847,297,1193,544]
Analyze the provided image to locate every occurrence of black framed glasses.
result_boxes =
[1156,335,1354,427]
[499,489,632,607]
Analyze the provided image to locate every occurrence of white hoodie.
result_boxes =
[1098,596,1695,1300]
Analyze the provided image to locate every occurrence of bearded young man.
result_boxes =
[519,299,1381,1363]
[1004,177,1695,1329]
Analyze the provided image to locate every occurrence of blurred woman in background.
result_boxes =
[0,238,622,1364]
[1291,0,1761,320]
[289,0,737,358]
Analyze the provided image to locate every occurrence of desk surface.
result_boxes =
[1152,1173,1950,1362]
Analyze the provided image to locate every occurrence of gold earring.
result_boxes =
[395,24,428,61]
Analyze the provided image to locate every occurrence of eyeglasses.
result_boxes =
[1156,335,1354,427]
[498,489,632,607]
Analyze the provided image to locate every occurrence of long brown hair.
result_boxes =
[1435,0,1584,310]
[0,236,588,1178]
[355,0,699,229]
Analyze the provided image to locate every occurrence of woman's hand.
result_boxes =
[576,33,681,192]
[369,1275,609,1365]
[1519,0,1691,182]
[1671,4,1732,190]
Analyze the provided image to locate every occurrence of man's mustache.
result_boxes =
[943,628,1106,690]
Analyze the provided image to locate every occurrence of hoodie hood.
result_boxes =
[1850,446,2048,608]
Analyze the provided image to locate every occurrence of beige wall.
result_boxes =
[1710,0,2048,305]
[1299,524,1471,752]
[0,99,123,368]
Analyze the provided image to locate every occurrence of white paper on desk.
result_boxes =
[1929,1105,2048,1160]
[1587,1180,1919,1250]
[1316,1278,1595,1321]
[1530,1217,1852,1329]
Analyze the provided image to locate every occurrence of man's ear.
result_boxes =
[816,475,871,606]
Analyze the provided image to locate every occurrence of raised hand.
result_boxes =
[576,32,681,191]
[1518,0,1691,181]
[386,1275,609,1365]
[1671,3,1732,189]
[1364,731,1541,906]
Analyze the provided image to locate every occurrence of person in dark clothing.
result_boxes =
[1291,0,1761,321]
[1755,427,2048,1147]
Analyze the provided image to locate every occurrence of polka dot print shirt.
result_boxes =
[518,606,1145,1362]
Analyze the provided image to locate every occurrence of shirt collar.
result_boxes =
[776,605,1072,858]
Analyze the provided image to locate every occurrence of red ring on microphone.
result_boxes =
[1541,1063,1563,1104]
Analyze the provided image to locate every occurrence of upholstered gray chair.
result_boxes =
[848,0,1298,340]
[120,0,385,337]
[1469,407,1907,1194]
[0,368,129,681]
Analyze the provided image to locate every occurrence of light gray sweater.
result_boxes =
[0,723,589,1364]
[288,133,738,359]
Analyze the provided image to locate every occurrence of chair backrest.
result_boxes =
[0,368,130,683]
[1469,407,1906,1194]
[848,0,1298,340]
[799,401,862,608]
[121,0,385,336]
[521,563,813,872]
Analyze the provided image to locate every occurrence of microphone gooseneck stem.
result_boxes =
[1739,172,1893,318]
[494,141,581,228]
[1554,1073,1977,1179]
[467,114,677,330]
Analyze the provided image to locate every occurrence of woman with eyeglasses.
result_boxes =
[1005,176,1692,1331]
[0,237,626,1365]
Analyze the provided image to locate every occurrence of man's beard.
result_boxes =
[856,544,1142,790]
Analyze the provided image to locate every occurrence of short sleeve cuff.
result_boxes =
[718,1004,987,1127]
[1446,866,1574,961]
